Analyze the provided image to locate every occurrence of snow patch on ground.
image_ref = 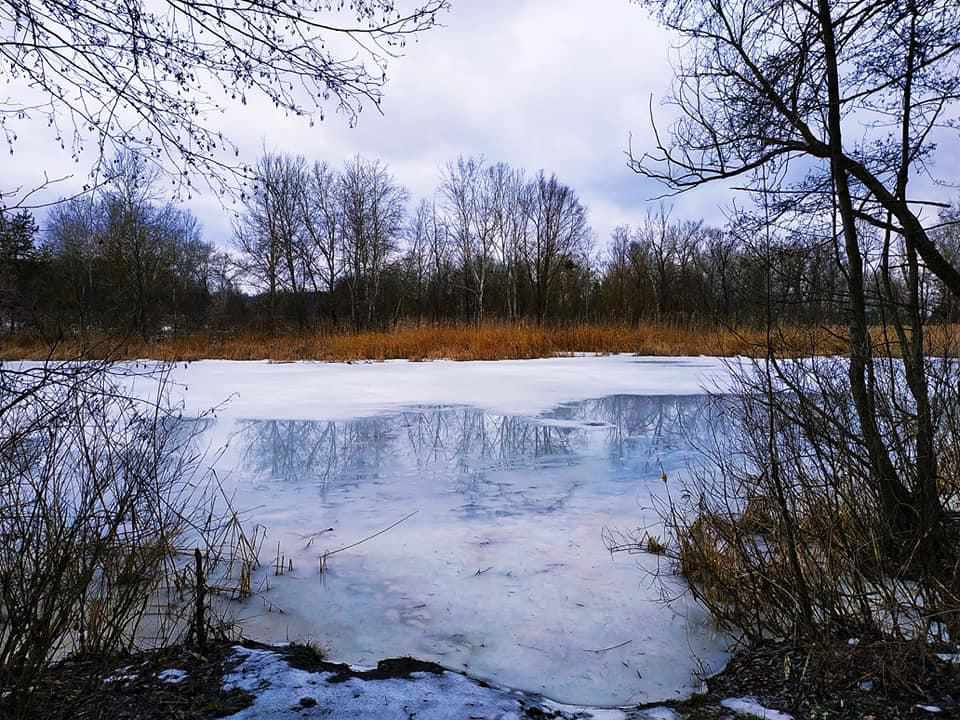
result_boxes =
[103,667,138,684]
[157,668,189,684]
[720,697,793,720]
[632,708,681,719]
[221,646,625,719]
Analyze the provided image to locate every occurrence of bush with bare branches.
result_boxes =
[0,360,260,715]
[652,354,960,649]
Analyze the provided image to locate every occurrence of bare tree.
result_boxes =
[301,160,343,325]
[425,198,452,323]
[604,226,632,324]
[404,199,433,322]
[635,0,960,291]
[635,0,960,551]
[0,0,448,195]
[441,156,499,324]
[101,153,167,340]
[488,162,526,323]
[519,171,590,325]
[339,156,407,330]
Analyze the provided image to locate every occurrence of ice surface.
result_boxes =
[153,355,736,421]
[161,357,734,706]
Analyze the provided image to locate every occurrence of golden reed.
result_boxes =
[0,322,955,362]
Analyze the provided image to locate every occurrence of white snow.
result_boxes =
[103,667,138,684]
[634,708,681,719]
[157,668,189,684]
[720,698,793,720]
[916,705,944,714]
[150,355,736,421]
[221,645,625,719]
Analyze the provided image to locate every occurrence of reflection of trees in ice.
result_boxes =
[399,406,576,471]
[236,417,395,495]
[233,395,714,517]
[546,394,715,477]
[397,407,580,519]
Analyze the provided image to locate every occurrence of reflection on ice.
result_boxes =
[236,395,712,510]
[209,395,728,707]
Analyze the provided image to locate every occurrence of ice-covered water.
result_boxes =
[169,357,733,707]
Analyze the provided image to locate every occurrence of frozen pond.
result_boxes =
[168,356,734,706]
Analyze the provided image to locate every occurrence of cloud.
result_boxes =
[14,0,953,252]
[6,0,730,249]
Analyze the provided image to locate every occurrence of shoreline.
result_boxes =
[15,638,957,719]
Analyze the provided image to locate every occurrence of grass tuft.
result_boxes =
[644,533,668,555]
[284,641,327,672]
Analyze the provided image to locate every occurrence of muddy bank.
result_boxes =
[11,639,959,719]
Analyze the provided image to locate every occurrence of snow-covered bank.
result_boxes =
[222,645,637,719]
[30,637,958,719]
[219,645,802,719]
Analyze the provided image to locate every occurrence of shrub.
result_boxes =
[660,356,960,646]
[0,361,257,716]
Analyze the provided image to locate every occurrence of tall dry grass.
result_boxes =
[0,322,955,362]
[644,353,960,651]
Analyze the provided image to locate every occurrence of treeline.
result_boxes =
[233,153,595,329]
[1,154,237,339]
[2,152,958,338]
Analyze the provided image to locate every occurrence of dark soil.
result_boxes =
[278,640,446,683]
[648,640,960,719]
[5,642,253,720]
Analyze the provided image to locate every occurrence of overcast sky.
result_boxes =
[7,0,739,252]
[8,0,955,251]
[204,0,733,248]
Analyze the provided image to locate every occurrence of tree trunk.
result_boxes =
[818,0,915,543]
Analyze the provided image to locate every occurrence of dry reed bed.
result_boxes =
[0,323,956,362]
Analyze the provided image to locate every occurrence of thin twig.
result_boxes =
[584,640,632,654]
[322,511,418,559]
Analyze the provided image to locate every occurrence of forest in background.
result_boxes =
[3,150,958,352]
